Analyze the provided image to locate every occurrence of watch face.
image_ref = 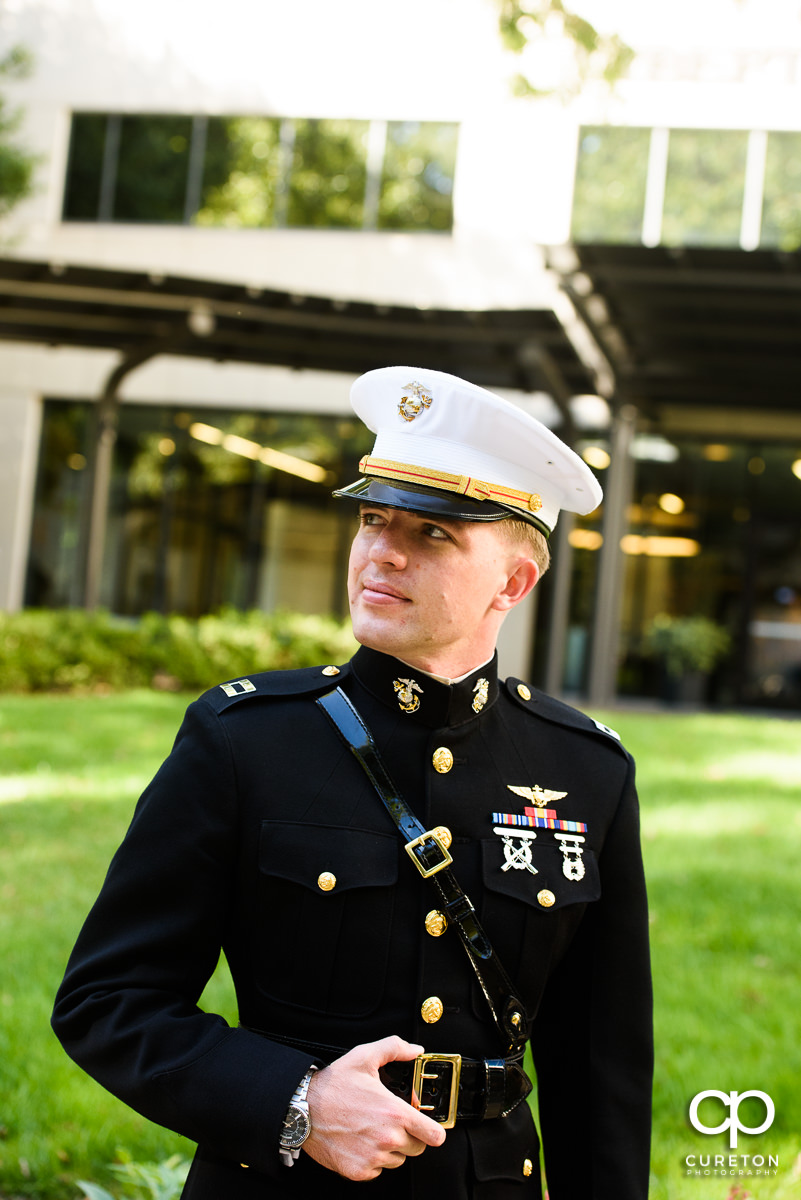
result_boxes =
[281,1104,311,1149]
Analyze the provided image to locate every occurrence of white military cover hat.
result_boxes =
[334,366,603,536]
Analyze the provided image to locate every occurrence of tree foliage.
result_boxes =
[495,0,634,99]
[0,42,37,218]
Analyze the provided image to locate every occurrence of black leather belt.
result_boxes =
[243,1028,531,1126]
[380,1050,531,1124]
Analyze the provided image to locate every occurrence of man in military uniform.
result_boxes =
[53,367,652,1199]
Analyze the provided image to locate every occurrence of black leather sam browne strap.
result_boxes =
[316,686,529,1054]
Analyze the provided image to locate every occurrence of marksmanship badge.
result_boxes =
[398,380,433,422]
[493,826,539,874]
[554,832,586,881]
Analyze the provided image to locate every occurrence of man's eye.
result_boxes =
[423,524,449,540]
[360,511,384,526]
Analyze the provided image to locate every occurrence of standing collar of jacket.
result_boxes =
[350,645,499,729]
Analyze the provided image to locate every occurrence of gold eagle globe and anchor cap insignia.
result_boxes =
[398,380,433,423]
[394,677,423,714]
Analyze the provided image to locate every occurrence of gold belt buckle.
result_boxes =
[404,829,453,878]
[412,1053,462,1128]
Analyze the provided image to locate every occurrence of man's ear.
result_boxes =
[492,558,540,612]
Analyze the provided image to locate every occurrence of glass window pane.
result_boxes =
[25,400,92,606]
[571,126,650,242]
[195,116,283,227]
[113,115,193,223]
[662,129,747,247]
[28,402,365,616]
[378,121,458,232]
[760,131,801,250]
[62,113,107,221]
[287,118,369,229]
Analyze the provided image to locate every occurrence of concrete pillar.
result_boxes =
[543,510,575,697]
[497,588,538,682]
[0,393,42,611]
[587,404,637,706]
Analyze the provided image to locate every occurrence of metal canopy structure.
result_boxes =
[0,254,601,624]
[553,243,801,421]
[548,241,801,704]
[0,255,596,398]
[8,246,799,700]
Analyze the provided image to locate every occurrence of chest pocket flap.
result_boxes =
[481,837,600,911]
[257,821,399,1017]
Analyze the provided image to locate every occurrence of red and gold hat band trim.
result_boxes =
[358,455,543,515]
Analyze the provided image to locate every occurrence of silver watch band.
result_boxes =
[279,1065,317,1167]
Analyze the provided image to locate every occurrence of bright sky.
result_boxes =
[571,0,801,49]
[4,0,801,113]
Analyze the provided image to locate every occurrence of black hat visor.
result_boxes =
[333,476,549,535]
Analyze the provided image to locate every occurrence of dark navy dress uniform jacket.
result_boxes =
[52,646,653,1199]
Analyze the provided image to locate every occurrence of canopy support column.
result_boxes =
[587,404,637,707]
[80,348,160,609]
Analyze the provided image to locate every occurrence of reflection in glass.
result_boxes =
[196,117,283,227]
[571,126,650,242]
[287,119,370,229]
[62,113,107,220]
[113,115,193,223]
[62,112,457,232]
[26,402,372,620]
[378,121,458,232]
[761,131,801,250]
[662,129,748,246]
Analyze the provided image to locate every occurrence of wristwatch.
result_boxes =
[279,1066,316,1166]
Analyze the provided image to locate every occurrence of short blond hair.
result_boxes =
[501,517,551,577]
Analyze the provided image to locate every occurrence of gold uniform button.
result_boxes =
[523,1158,534,1177]
[431,825,452,850]
[432,746,454,773]
[537,889,556,908]
[317,872,337,891]
[421,996,444,1024]
[425,909,448,937]
[517,683,532,701]
[321,665,340,676]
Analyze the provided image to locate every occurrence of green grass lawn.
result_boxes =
[1,693,800,1199]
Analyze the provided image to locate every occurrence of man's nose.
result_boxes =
[368,527,408,566]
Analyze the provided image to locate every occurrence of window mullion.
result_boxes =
[363,119,387,230]
[98,114,121,222]
[184,115,209,224]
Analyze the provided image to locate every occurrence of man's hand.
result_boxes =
[303,1035,447,1180]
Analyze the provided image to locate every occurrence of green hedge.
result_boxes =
[0,608,358,693]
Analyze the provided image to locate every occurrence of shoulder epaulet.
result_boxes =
[199,662,351,714]
[504,677,628,753]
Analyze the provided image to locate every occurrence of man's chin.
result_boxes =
[351,616,408,658]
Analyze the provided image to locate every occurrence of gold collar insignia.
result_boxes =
[394,677,423,713]
[472,678,489,713]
